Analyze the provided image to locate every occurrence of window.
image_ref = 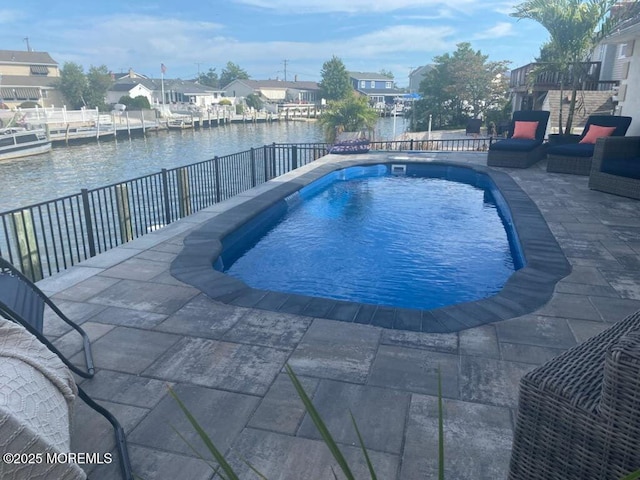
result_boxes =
[386,82,392,89]
[30,65,49,75]
[360,81,366,89]
[370,81,375,88]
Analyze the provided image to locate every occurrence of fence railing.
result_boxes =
[0,138,491,281]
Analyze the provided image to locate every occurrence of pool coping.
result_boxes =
[171,152,572,333]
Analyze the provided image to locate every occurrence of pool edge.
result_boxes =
[171,152,572,333]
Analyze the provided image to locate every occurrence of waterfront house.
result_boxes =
[509,8,639,135]
[349,71,405,110]
[222,79,321,105]
[0,50,65,109]
[107,69,225,109]
[408,65,434,94]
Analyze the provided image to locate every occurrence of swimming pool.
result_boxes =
[218,163,524,310]
[171,154,570,332]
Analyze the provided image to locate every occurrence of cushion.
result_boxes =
[489,138,542,152]
[601,157,640,179]
[547,143,595,158]
[512,121,539,140]
[579,125,617,144]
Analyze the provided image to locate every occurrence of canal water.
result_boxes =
[0,117,407,212]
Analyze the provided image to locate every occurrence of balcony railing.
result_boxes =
[510,62,618,92]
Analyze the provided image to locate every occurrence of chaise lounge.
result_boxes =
[487,110,550,168]
[588,136,640,199]
[546,115,632,175]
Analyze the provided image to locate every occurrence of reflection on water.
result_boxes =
[0,117,406,212]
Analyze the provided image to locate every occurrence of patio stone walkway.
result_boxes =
[35,151,640,480]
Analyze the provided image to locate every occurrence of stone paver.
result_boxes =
[26,151,638,480]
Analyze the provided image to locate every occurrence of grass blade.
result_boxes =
[170,425,225,478]
[168,385,241,480]
[285,364,356,480]
[349,411,377,479]
[620,470,640,480]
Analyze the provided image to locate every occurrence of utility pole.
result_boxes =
[24,37,31,52]
[195,62,202,78]
[283,59,288,82]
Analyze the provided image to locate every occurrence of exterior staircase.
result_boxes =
[542,90,617,134]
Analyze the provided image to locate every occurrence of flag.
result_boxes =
[161,63,167,74]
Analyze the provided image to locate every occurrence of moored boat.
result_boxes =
[0,128,52,161]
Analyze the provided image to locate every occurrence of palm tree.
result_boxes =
[511,0,638,134]
[318,93,379,143]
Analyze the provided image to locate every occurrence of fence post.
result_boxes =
[214,156,222,202]
[161,169,172,226]
[410,139,414,151]
[271,143,277,178]
[250,148,257,187]
[177,167,191,218]
[291,145,298,171]
[263,145,270,181]
[115,184,133,243]
[81,189,97,259]
[11,209,43,282]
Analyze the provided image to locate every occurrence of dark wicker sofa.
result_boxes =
[546,115,632,175]
[487,110,550,168]
[509,310,640,480]
[588,136,640,199]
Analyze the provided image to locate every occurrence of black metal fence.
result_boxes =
[0,138,491,281]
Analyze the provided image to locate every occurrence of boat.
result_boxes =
[0,128,52,161]
[167,117,194,130]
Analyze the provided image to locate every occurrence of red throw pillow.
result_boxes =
[579,125,617,144]
[512,121,539,140]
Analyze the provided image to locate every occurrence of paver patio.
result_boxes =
[34,151,640,479]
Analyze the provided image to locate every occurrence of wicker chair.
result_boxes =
[588,136,640,200]
[487,110,550,168]
[546,115,632,175]
[509,310,640,480]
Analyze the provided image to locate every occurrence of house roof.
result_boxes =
[224,79,320,91]
[356,88,405,96]
[0,50,58,65]
[109,77,222,95]
[409,65,434,79]
[0,75,59,88]
[604,13,640,43]
[349,72,394,81]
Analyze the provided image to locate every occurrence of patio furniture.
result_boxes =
[487,110,550,168]
[0,257,133,480]
[588,136,640,199]
[546,115,632,175]
[508,309,640,480]
[329,131,371,154]
[466,118,482,136]
[1,317,86,480]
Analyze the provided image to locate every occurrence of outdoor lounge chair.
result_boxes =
[487,110,550,168]
[588,136,640,199]
[0,257,133,480]
[329,131,371,154]
[546,115,632,175]
[508,309,640,480]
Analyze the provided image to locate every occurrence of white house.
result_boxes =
[223,79,320,104]
[600,15,640,135]
[106,82,154,106]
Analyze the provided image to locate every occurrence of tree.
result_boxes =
[245,93,263,111]
[319,56,353,102]
[197,68,219,88]
[411,43,509,131]
[85,65,113,111]
[379,69,394,79]
[318,92,378,143]
[219,62,249,88]
[511,0,638,134]
[118,95,151,109]
[58,62,88,109]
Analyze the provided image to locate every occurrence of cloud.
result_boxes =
[232,0,477,14]
[474,22,515,40]
[0,9,25,24]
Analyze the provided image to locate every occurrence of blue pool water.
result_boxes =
[220,164,523,310]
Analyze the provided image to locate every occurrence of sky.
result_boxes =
[0,1,551,87]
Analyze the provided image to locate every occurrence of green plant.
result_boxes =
[318,93,378,143]
[169,364,446,479]
[621,470,640,480]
